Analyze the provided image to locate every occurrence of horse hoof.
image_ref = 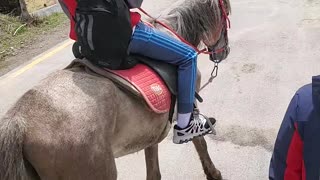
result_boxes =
[206,169,222,180]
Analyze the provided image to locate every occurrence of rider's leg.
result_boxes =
[128,22,212,144]
[129,22,195,126]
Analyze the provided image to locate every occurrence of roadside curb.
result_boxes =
[31,4,62,17]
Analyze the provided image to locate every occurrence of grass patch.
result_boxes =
[0,13,68,62]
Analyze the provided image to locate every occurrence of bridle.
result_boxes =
[138,0,231,92]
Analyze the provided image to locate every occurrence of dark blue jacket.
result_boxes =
[269,75,320,180]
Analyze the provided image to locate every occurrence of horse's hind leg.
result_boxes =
[29,140,118,180]
[144,144,161,180]
[25,122,118,180]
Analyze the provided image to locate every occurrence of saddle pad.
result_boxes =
[107,64,171,113]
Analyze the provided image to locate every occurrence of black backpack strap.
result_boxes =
[312,75,320,109]
[125,0,143,8]
[75,0,133,70]
[57,0,71,19]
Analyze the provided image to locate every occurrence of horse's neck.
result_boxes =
[158,12,202,47]
[143,0,221,48]
[149,16,200,48]
[151,21,180,41]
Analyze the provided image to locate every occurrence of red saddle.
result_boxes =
[67,58,173,114]
[107,64,171,113]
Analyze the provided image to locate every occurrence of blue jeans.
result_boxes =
[128,22,197,113]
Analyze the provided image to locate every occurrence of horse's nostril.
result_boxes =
[226,46,230,55]
[219,47,230,61]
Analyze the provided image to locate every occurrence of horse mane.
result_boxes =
[153,0,231,47]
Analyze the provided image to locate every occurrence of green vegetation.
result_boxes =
[0,13,67,61]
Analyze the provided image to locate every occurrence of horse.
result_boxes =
[0,0,231,179]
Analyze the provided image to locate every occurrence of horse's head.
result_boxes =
[160,0,231,62]
[202,0,231,63]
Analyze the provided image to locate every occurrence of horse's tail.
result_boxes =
[0,114,28,180]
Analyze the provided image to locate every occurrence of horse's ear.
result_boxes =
[223,0,231,15]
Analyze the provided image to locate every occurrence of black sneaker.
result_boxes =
[173,114,216,144]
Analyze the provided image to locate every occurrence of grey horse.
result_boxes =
[0,0,231,179]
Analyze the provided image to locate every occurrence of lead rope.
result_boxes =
[199,61,219,92]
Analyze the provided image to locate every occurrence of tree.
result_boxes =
[19,0,32,22]
[0,0,33,22]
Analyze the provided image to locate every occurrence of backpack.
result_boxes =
[125,0,143,8]
[75,0,135,69]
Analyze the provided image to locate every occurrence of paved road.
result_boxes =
[0,0,319,179]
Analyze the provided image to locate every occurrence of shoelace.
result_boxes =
[192,115,206,131]
[193,114,216,135]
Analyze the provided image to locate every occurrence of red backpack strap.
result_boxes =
[57,0,77,40]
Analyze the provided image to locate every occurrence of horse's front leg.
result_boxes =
[193,69,222,180]
[144,144,161,180]
[192,137,222,180]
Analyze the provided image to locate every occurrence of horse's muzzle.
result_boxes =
[210,46,230,63]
